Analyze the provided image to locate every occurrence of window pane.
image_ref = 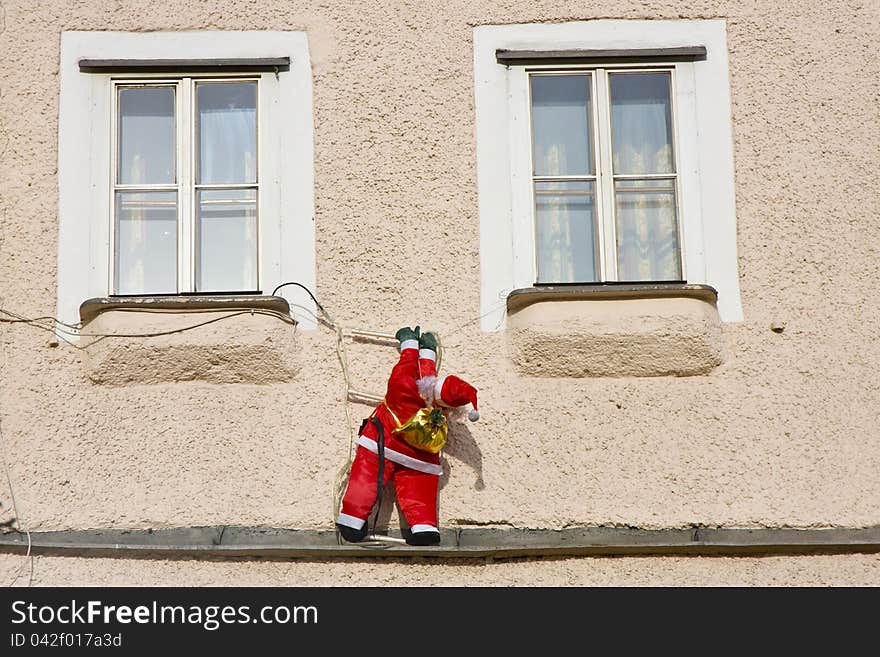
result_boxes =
[614,179,681,280]
[117,86,175,185]
[196,189,257,292]
[114,191,177,294]
[530,75,593,176]
[610,72,674,175]
[534,181,597,283]
[197,82,257,184]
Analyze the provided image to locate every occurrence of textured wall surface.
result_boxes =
[0,0,879,586]
[2,553,879,587]
[506,297,724,377]
[81,310,300,385]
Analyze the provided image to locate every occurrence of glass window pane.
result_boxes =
[614,179,681,280]
[114,191,177,294]
[530,75,593,176]
[197,82,257,184]
[534,181,597,283]
[610,72,674,175]
[196,189,258,292]
[117,86,175,185]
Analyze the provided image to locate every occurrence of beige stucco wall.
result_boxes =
[0,1,878,585]
[506,297,725,377]
[80,309,300,385]
[3,553,880,587]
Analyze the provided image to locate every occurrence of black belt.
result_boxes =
[369,416,385,535]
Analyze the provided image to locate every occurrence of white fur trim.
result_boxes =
[399,339,418,352]
[336,513,366,530]
[410,524,439,534]
[355,437,443,475]
[434,375,449,406]
[418,348,436,361]
[417,375,439,405]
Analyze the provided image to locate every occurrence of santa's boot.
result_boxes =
[418,331,439,379]
[336,522,368,543]
[395,325,420,353]
[405,527,441,546]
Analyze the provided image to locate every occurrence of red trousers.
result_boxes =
[339,446,439,532]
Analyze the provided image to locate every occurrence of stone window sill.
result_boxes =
[78,295,299,385]
[79,294,293,324]
[505,283,725,378]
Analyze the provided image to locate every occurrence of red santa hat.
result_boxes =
[439,375,480,422]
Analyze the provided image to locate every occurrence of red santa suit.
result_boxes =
[336,338,478,545]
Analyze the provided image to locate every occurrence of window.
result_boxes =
[57,32,316,328]
[113,78,260,295]
[112,76,262,298]
[528,68,682,284]
[474,21,743,330]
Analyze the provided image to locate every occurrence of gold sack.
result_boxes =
[393,407,448,454]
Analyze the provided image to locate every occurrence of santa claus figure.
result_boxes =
[336,326,479,545]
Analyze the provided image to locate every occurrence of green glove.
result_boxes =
[395,326,420,343]
[419,332,437,351]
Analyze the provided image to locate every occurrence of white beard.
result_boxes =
[416,375,441,406]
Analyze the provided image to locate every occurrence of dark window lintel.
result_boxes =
[496,46,707,66]
[78,57,291,73]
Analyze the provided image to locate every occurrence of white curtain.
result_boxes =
[116,87,177,294]
[610,73,681,281]
[196,82,258,291]
[531,75,597,282]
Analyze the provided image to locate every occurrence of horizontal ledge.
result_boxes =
[507,283,718,314]
[79,295,292,324]
[1,526,878,560]
[78,57,291,73]
[496,46,707,65]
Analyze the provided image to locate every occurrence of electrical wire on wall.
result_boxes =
[272,282,361,533]
[0,418,32,587]
[0,306,297,350]
[0,309,34,587]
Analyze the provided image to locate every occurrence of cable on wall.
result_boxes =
[0,421,32,587]
[0,318,34,587]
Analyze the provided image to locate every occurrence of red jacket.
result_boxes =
[355,348,443,474]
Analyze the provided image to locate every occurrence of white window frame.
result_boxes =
[58,31,316,328]
[475,20,742,331]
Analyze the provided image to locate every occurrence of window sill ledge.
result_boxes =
[2,525,877,558]
[78,296,299,386]
[79,295,292,325]
[505,283,724,378]
[506,283,718,314]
